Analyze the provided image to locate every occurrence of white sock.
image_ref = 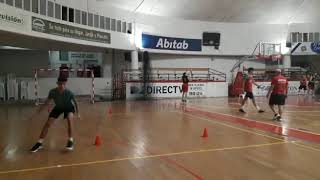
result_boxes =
[69,137,74,142]
[256,106,261,111]
[38,139,44,143]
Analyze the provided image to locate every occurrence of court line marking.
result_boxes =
[228,102,320,108]
[180,112,284,142]
[187,104,320,136]
[180,107,320,152]
[292,142,320,152]
[190,102,320,113]
[110,111,178,116]
[0,142,286,175]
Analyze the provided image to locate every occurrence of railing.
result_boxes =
[243,67,308,81]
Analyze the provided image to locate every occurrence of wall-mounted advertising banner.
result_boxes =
[291,42,320,55]
[142,33,202,51]
[126,82,207,99]
[32,17,111,44]
[253,81,300,96]
[0,6,28,30]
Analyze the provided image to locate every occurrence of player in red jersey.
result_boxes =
[239,68,265,113]
[266,69,288,121]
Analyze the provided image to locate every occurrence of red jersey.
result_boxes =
[271,75,288,95]
[300,78,307,86]
[244,74,254,92]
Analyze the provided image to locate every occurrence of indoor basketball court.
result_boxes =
[1,98,320,179]
[1,0,320,179]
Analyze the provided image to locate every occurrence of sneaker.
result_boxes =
[65,140,74,151]
[30,142,43,153]
[272,114,279,120]
[239,108,246,113]
[258,110,265,113]
[277,116,282,121]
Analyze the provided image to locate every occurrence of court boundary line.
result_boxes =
[180,106,320,152]
[0,142,285,175]
[228,101,320,108]
[187,104,320,136]
[180,112,284,142]
[190,102,320,113]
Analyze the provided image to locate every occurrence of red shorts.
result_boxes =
[182,84,189,92]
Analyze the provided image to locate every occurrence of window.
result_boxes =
[116,20,121,32]
[15,0,23,8]
[291,32,297,42]
[315,32,320,42]
[69,8,74,22]
[48,1,54,17]
[75,9,81,24]
[100,16,105,29]
[127,23,132,34]
[81,11,87,25]
[297,33,302,42]
[55,3,61,19]
[105,17,110,30]
[111,19,116,31]
[62,6,68,21]
[24,0,31,11]
[32,0,39,13]
[309,33,314,42]
[59,51,69,61]
[122,22,126,33]
[6,0,13,6]
[40,0,46,16]
[303,33,308,42]
[94,14,99,28]
[88,13,93,26]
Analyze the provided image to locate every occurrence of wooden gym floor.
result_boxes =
[1,96,320,180]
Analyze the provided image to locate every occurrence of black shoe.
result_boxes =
[30,142,43,153]
[65,140,74,151]
[258,110,265,113]
[277,116,282,122]
[273,114,280,121]
[239,109,246,113]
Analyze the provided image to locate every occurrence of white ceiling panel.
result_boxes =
[94,0,320,23]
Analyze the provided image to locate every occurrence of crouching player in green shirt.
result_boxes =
[30,77,80,152]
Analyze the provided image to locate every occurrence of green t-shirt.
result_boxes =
[48,88,75,109]
[243,73,249,81]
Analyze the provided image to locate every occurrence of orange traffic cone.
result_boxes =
[94,135,102,146]
[201,128,208,138]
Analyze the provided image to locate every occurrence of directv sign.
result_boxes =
[142,33,202,51]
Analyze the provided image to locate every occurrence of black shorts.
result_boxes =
[245,92,254,99]
[269,94,286,105]
[299,85,307,90]
[49,106,75,119]
[308,83,315,90]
